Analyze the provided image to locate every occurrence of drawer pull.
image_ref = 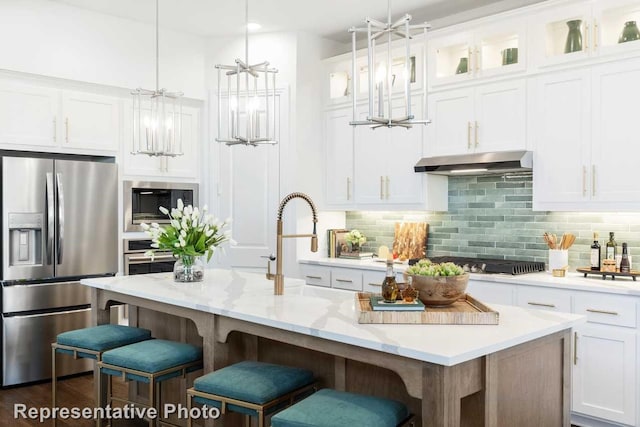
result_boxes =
[574,332,578,365]
[586,308,618,316]
[305,275,322,280]
[367,283,382,287]
[335,279,353,283]
[527,302,556,308]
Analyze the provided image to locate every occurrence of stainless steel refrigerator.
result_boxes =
[1,155,117,386]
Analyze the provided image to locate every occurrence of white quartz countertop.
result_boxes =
[81,269,584,367]
[299,258,640,296]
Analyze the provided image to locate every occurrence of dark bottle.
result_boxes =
[605,232,618,260]
[381,260,398,303]
[590,232,601,271]
[620,243,631,273]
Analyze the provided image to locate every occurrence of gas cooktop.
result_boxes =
[410,256,545,275]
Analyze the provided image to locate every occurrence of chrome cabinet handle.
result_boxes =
[592,165,596,197]
[586,308,619,316]
[582,166,587,197]
[467,122,472,149]
[527,302,556,308]
[335,279,353,283]
[380,176,384,200]
[474,121,479,147]
[574,331,578,365]
[346,177,351,200]
[64,118,69,143]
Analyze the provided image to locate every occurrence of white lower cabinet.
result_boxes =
[466,280,515,306]
[572,324,637,426]
[330,268,362,291]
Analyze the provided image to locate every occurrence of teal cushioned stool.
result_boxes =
[186,361,316,427]
[51,325,152,427]
[98,339,203,427]
[271,388,414,427]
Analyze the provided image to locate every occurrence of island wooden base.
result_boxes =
[92,288,571,427]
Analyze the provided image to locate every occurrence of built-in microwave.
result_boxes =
[123,181,199,232]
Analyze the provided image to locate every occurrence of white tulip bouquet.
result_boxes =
[141,199,230,265]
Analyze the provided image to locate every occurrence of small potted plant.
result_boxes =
[404,259,469,306]
[345,229,367,253]
[142,199,230,282]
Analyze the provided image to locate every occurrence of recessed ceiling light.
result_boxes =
[247,22,261,31]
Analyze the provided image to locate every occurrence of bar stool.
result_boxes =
[186,361,316,427]
[51,324,152,426]
[98,339,202,427]
[271,388,414,427]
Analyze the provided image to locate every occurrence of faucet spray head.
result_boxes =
[311,222,318,252]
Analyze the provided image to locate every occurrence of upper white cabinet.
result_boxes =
[429,18,527,87]
[533,58,640,210]
[324,107,354,207]
[531,0,640,68]
[122,102,200,180]
[0,81,119,154]
[426,79,527,156]
[61,91,119,152]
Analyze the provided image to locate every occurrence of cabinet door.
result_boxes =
[0,82,58,148]
[591,58,640,204]
[61,91,119,152]
[474,79,527,153]
[572,324,636,425]
[516,286,572,313]
[325,108,354,206]
[426,88,474,157]
[593,0,640,57]
[385,97,425,204]
[353,107,388,204]
[428,32,474,87]
[466,280,515,306]
[532,70,591,208]
[164,106,200,180]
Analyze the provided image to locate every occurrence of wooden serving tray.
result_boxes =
[576,267,640,281]
[355,292,499,325]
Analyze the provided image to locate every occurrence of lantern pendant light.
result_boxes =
[131,0,184,157]
[349,0,431,129]
[215,0,278,146]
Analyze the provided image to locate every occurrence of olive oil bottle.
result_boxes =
[381,259,398,302]
[605,232,618,260]
[590,232,601,271]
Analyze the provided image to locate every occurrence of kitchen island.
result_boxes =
[81,270,584,427]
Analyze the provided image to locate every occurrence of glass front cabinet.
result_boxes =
[428,19,527,87]
[532,0,640,67]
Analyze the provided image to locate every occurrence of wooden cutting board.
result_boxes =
[392,222,428,260]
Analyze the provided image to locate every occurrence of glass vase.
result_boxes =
[173,255,204,282]
[564,20,583,53]
[619,21,640,44]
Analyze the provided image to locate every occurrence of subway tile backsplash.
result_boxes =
[346,175,640,268]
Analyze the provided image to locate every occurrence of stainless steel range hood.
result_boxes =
[414,150,533,175]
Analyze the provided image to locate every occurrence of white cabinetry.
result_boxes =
[466,280,515,305]
[0,81,119,154]
[427,79,526,157]
[324,107,354,207]
[533,58,640,210]
[122,102,200,180]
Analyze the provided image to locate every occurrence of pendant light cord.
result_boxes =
[156,0,160,92]
[245,0,249,65]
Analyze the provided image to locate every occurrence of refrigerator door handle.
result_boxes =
[45,173,54,265]
[56,173,64,265]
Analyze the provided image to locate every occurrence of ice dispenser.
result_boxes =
[8,213,43,266]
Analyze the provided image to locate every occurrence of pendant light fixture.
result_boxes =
[349,0,430,129]
[215,0,278,146]
[131,0,183,157]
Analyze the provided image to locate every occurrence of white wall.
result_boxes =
[0,0,206,99]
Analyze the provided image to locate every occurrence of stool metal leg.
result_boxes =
[51,347,57,427]
[186,392,193,427]
[149,380,155,427]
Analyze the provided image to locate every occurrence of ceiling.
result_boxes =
[49,0,542,42]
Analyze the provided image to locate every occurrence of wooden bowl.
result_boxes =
[403,273,469,306]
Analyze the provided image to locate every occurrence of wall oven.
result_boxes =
[123,239,175,276]
[123,181,198,232]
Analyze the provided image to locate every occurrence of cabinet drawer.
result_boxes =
[300,265,331,288]
[516,286,571,313]
[574,293,636,328]
[331,268,363,291]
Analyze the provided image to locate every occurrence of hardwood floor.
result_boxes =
[0,374,146,427]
